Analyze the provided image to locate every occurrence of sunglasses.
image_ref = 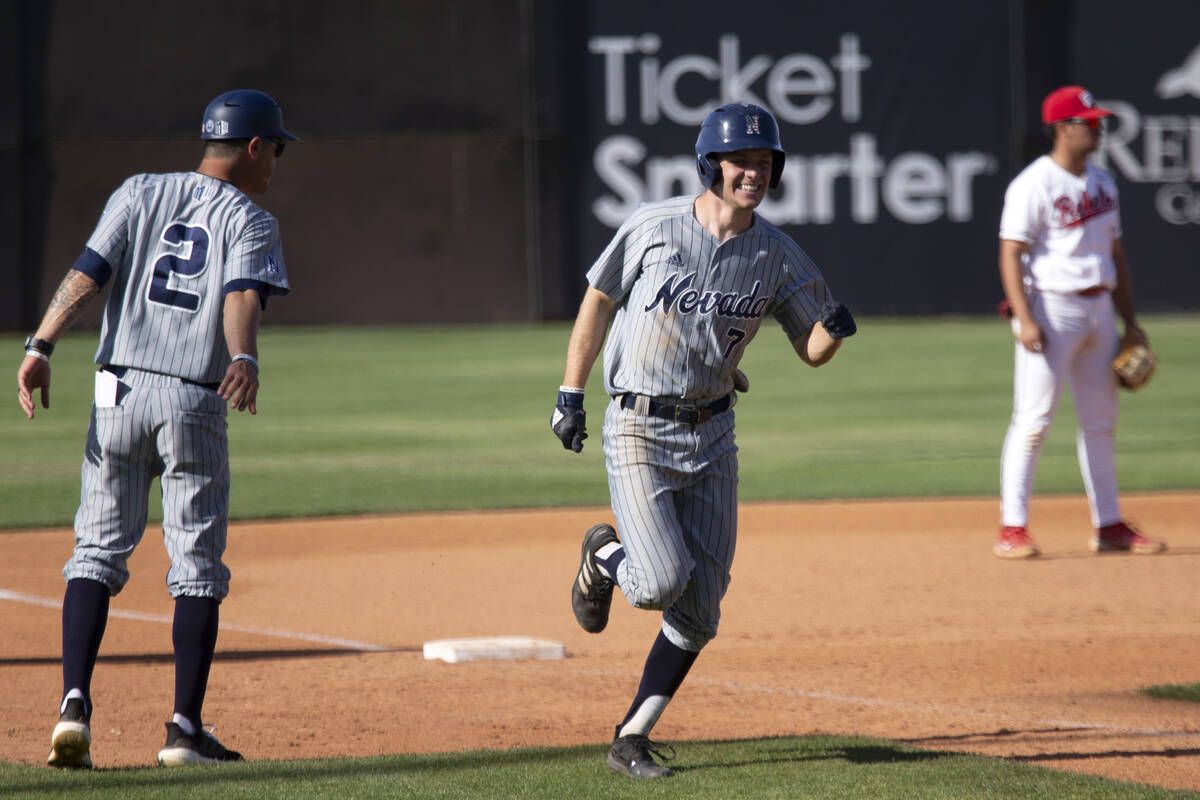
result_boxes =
[1062,117,1102,130]
[258,136,285,157]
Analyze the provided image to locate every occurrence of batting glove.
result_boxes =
[551,388,587,453]
[819,301,857,340]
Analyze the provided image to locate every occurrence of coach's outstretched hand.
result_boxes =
[551,389,587,452]
[819,301,857,340]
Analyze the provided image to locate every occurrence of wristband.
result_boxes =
[557,386,584,409]
[24,335,54,357]
[25,348,50,362]
[232,353,259,372]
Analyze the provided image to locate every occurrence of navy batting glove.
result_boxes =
[551,389,587,452]
[820,301,857,339]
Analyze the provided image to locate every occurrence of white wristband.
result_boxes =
[232,353,259,372]
[559,385,584,394]
[25,349,50,362]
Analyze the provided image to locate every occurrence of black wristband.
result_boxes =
[24,335,54,357]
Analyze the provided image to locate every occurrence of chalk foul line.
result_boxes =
[0,588,387,652]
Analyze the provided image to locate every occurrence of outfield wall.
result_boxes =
[2,0,1197,329]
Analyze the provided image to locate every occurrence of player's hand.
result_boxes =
[1017,319,1045,354]
[551,389,587,452]
[819,301,857,339]
[17,355,51,420]
[1123,324,1148,348]
[219,360,259,414]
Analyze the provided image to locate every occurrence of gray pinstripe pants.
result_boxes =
[65,368,231,599]
[603,398,738,652]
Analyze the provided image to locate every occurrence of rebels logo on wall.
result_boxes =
[644,271,769,319]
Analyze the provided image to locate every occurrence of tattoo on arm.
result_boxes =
[42,270,100,335]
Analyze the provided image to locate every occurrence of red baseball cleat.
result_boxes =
[993,525,1039,559]
[1090,521,1166,554]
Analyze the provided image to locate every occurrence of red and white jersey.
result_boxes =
[998,155,1122,293]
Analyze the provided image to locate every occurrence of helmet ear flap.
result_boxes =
[695,153,722,188]
[769,152,786,188]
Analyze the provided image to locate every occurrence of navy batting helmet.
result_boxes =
[695,103,785,189]
[200,90,299,142]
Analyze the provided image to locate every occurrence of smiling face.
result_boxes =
[714,148,774,210]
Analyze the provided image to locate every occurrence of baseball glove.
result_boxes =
[1112,333,1156,391]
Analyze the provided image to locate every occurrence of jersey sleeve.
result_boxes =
[585,208,663,303]
[998,170,1043,243]
[80,178,138,284]
[769,240,831,342]
[224,210,290,301]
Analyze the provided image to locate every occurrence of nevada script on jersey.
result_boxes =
[643,271,770,320]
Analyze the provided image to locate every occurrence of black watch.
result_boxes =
[24,335,54,357]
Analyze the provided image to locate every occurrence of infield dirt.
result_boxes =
[2,492,1198,790]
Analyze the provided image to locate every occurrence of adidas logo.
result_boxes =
[666,251,683,267]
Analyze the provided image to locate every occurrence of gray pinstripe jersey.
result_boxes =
[590,195,840,652]
[587,195,832,402]
[84,172,289,383]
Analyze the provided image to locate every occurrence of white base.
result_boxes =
[422,636,565,664]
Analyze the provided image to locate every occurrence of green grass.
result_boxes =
[1142,683,1200,703]
[1,735,1196,799]
[3,314,1198,528]
[5,320,1199,794]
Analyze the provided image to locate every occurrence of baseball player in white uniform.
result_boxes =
[994,85,1164,559]
[17,89,296,767]
[551,103,857,778]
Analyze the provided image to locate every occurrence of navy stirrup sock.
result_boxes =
[172,596,220,730]
[62,578,111,714]
[619,631,700,734]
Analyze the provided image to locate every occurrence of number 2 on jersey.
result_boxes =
[148,223,209,311]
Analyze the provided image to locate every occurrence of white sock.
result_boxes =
[61,688,86,715]
[172,713,196,736]
[618,695,671,738]
[594,541,622,578]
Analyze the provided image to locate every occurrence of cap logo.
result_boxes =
[744,114,760,135]
[215,121,229,136]
[1079,90,1095,108]
[204,119,214,133]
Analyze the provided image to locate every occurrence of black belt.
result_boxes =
[102,365,220,392]
[618,392,732,424]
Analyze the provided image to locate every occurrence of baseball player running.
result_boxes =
[994,85,1164,559]
[17,89,296,767]
[551,103,857,779]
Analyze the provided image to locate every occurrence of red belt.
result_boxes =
[1076,286,1110,297]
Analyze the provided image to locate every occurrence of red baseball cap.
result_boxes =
[1041,86,1114,124]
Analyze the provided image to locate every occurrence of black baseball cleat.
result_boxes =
[607,726,675,779]
[571,523,619,633]
[157,722,244,766]
[47,698,92,769]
